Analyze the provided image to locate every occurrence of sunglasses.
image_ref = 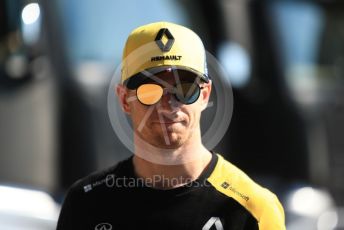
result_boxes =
[136,82,204,105]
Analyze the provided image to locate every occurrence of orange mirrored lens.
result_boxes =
[137,84,163,105]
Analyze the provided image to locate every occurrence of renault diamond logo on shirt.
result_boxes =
[95,222,112,230]
[155,28,174,52]
[202,217,224,230]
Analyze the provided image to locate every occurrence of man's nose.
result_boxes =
[159,90,179,108]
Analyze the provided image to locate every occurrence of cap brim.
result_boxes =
[124,66,209,89]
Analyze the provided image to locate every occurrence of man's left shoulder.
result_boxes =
[207,153,286,230]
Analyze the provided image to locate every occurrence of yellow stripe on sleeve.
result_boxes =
[207,154,286,230]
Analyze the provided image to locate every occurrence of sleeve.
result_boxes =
[258,192,286,230]
[56,184,80,230]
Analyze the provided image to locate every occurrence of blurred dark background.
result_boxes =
[1,0,343,229]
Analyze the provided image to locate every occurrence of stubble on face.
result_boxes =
[132,106,197,149]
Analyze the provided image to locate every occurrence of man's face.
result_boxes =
[117,70,212,149]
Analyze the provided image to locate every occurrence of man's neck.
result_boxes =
[132,134,212,189]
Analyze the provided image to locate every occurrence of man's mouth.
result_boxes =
[152,119,184,124]
[153,120,182,124]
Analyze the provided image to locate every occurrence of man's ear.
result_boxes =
[200,81,212,111]
[115,84,131,114]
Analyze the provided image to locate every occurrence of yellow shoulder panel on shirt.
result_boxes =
[207,154,286,230]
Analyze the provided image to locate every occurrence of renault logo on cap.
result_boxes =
[155,28,174,52]
[95,223,112,230]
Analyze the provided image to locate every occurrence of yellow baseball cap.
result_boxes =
[121,21,209,89]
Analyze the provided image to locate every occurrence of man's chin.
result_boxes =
[142,133,187,150]
[151,135,186,149]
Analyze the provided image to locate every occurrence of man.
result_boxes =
[57,21,286,230]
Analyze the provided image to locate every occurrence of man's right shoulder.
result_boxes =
[56,156,134,229]
[66,155,133,196]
